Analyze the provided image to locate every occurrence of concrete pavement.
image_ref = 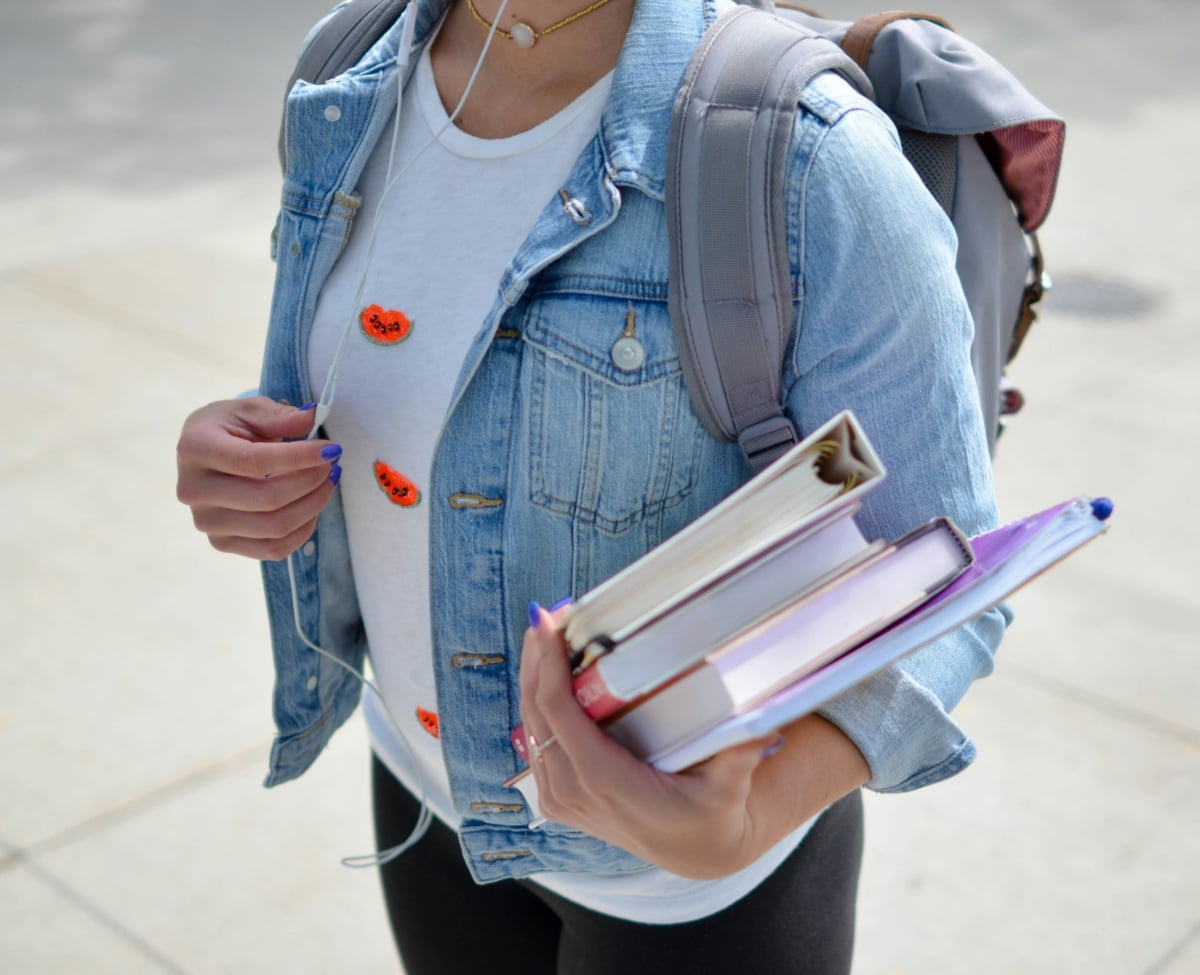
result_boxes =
[3,1,1198,972]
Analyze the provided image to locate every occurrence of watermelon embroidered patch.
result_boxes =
[416,707,439,738]
[374,460,421,507]
[360,304,413,345]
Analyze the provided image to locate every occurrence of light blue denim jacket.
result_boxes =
[259,0,1008,882]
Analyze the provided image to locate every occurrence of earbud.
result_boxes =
[395,0,420,75]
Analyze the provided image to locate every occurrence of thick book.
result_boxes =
[600,516,972,757]
[559,411,885,663]
[506,496,1113,818]
[571,507,884,721]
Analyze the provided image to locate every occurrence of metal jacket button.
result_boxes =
[611,305,644,371]
[611,336,645,371]
[558,188,591,226]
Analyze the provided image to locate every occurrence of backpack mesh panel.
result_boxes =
[898,127,958,217]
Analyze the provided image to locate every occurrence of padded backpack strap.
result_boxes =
[667,6,871,473]
[278,0,409,172]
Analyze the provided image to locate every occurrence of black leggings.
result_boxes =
[371,756,863,975]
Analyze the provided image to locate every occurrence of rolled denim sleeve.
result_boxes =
[783,76,1010,792]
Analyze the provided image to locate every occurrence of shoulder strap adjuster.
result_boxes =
[737,415,799,474]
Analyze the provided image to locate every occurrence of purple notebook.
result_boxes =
[648,496,1114,772]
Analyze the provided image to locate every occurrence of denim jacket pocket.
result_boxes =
[521,292,703,535]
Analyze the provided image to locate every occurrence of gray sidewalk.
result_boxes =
[3,2,1197,972]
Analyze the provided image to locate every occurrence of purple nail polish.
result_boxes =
[761,734,785,759]
[528,601,543,628]
[320,444,343,462]
[298,402,318,411]
[550,596,573,612]
[329,464,342,486]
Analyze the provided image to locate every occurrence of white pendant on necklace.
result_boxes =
[510,22,536,47]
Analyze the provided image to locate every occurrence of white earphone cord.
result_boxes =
[291,0,512,869]
[309,0,508,436]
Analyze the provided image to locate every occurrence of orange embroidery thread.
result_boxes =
[416,707,440,738]
[374,460,421,507]
[360,304,413,345]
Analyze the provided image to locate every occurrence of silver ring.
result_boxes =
[529,733,557,762]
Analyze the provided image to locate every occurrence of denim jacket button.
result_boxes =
[305,676,318,692]
[324,105,342,122]
[558,189,591,226]
[610,336,645,371]
[301,541,316,557]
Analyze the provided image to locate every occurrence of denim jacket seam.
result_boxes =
[872,739,976,795]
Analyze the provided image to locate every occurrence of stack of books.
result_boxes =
[506,411,1111,811]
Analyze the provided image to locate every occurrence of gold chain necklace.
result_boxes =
[465,0,619,48]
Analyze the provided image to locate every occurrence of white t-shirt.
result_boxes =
[307,42,814,923]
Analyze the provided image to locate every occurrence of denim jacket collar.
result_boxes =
[308,0,726,295]
[399,0,722,200]
[600,0,717,200]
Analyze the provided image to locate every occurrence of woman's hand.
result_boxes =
[518,604,870,880]
[176,397,342,561]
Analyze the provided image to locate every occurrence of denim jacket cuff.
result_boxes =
[817,665,976,793]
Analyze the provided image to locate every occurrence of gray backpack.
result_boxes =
[281,0,1065,473]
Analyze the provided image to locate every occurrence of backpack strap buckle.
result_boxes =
[737,415,799,474]
[1008,232,1047,364]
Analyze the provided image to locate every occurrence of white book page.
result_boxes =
[596,514,882,699]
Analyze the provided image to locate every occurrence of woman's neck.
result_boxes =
[429,0,635,138]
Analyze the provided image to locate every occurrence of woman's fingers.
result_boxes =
[520,605,656,828]
[527,614,614,761]
[176,397,342,560]
[515,601,785,874]
[518,605,558,756]
[182,459,335,516]
[190,470,335,538]
[177,398,338,484]
[208,515,324,562]
[182,427,339,480]
[676,737,771,808]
